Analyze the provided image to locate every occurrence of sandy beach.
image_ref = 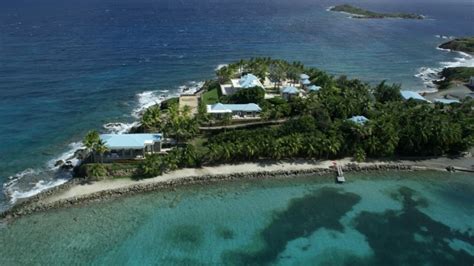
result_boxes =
[0,155,471,220]
[42,156,473,205]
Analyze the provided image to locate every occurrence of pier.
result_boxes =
[336,164,345,183]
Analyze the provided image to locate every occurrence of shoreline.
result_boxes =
[2,157,472,221]
[4,42,472,206]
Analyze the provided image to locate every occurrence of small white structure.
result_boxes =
[400,90,430,102]
[300,73,310,80]
[308,85,322,92]
[206,103,262,118]
[220,74,264,96]
[434,98,460,104]
[281,86,300,101]
[348,115,369,125]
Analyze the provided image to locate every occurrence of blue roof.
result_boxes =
[300,74,310,79]
[100,134,162,149]
[282,86,299,94]
[301,79,311,85]
[308,85,321,92]
[400,90,428,102]
[434,98,460,104]
[239,74,261,88]
[348,116,369,125]
[209,103,262,112]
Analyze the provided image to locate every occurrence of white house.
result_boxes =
[281,86,300,101]
[206,103,262,118]
[308,85,322,92]
[98,133,162,162]
[220,74,264,96]
[400,90,430,102]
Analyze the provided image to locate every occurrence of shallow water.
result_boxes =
[1,0,474,209]
[0,171,473,265]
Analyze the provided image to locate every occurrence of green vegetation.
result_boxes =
[435,67,474,90]
[201,80,221,105]
[140,102,198,143]
[201,87,219,105]
[79,162,141,180]
[160,97,179,110]
[225,86,265,104]
[330,4,424,19]
[140,105,162,132]
[140,145,202,177]
[135,59,473,178]
[80,58,474,180]
[373,81,403,103]
[83,130,109,163]
[216,58,308,87]
[439,37,474,53]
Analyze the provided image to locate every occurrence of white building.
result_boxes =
[220,74,264,96]
[206,103,262,118]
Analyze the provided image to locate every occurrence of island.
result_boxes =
[329,4,424,20]
[438,37,474,53]
[2,58,473,219]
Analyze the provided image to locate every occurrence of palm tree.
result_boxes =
[221,113,233,130]
[94,139,109,164]
[141,105,161,131]
[83,130,100,162]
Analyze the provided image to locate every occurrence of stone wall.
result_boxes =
[1,164,415,220]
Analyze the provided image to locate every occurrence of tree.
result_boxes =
[269,61,286,88]
[141,105,162,131]
[373,81,402,103]
[84,130,100,151]
[221,113,233,127]
[140,154,166,177]
[163,103,198,143]
[197,101,210,124]
[353,146,366,162]
[83,130,100,162]
[87,164,108,181]
[94,139,109,163]
[228,86,265,104]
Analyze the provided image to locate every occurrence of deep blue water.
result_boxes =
[0,0,473,208]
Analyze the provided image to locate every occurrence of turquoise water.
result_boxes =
[1,171,473,265]
[1,0,474,210]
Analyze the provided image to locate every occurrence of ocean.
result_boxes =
[0,171,473,265]
[0,0,473,209]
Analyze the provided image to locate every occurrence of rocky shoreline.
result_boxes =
[0,163,419,221]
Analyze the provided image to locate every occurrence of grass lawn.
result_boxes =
[202,87,219,105]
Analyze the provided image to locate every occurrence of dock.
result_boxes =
[336,164,345,183]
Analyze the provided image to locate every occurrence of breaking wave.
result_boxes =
[2,80,204,209]
[415,48,473,93]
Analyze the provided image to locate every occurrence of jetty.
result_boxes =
[336,164,345,183]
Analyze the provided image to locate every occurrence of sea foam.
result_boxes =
[415,49,473,93]
[2,80,204,207]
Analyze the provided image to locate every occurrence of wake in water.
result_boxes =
[2,80,204,210]
[415,40,474,93]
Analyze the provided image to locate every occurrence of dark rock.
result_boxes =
[54,160,64,167]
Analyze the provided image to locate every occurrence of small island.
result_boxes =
[438,37,474,54]
[2,58,473,220]
[330,4,424,20]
